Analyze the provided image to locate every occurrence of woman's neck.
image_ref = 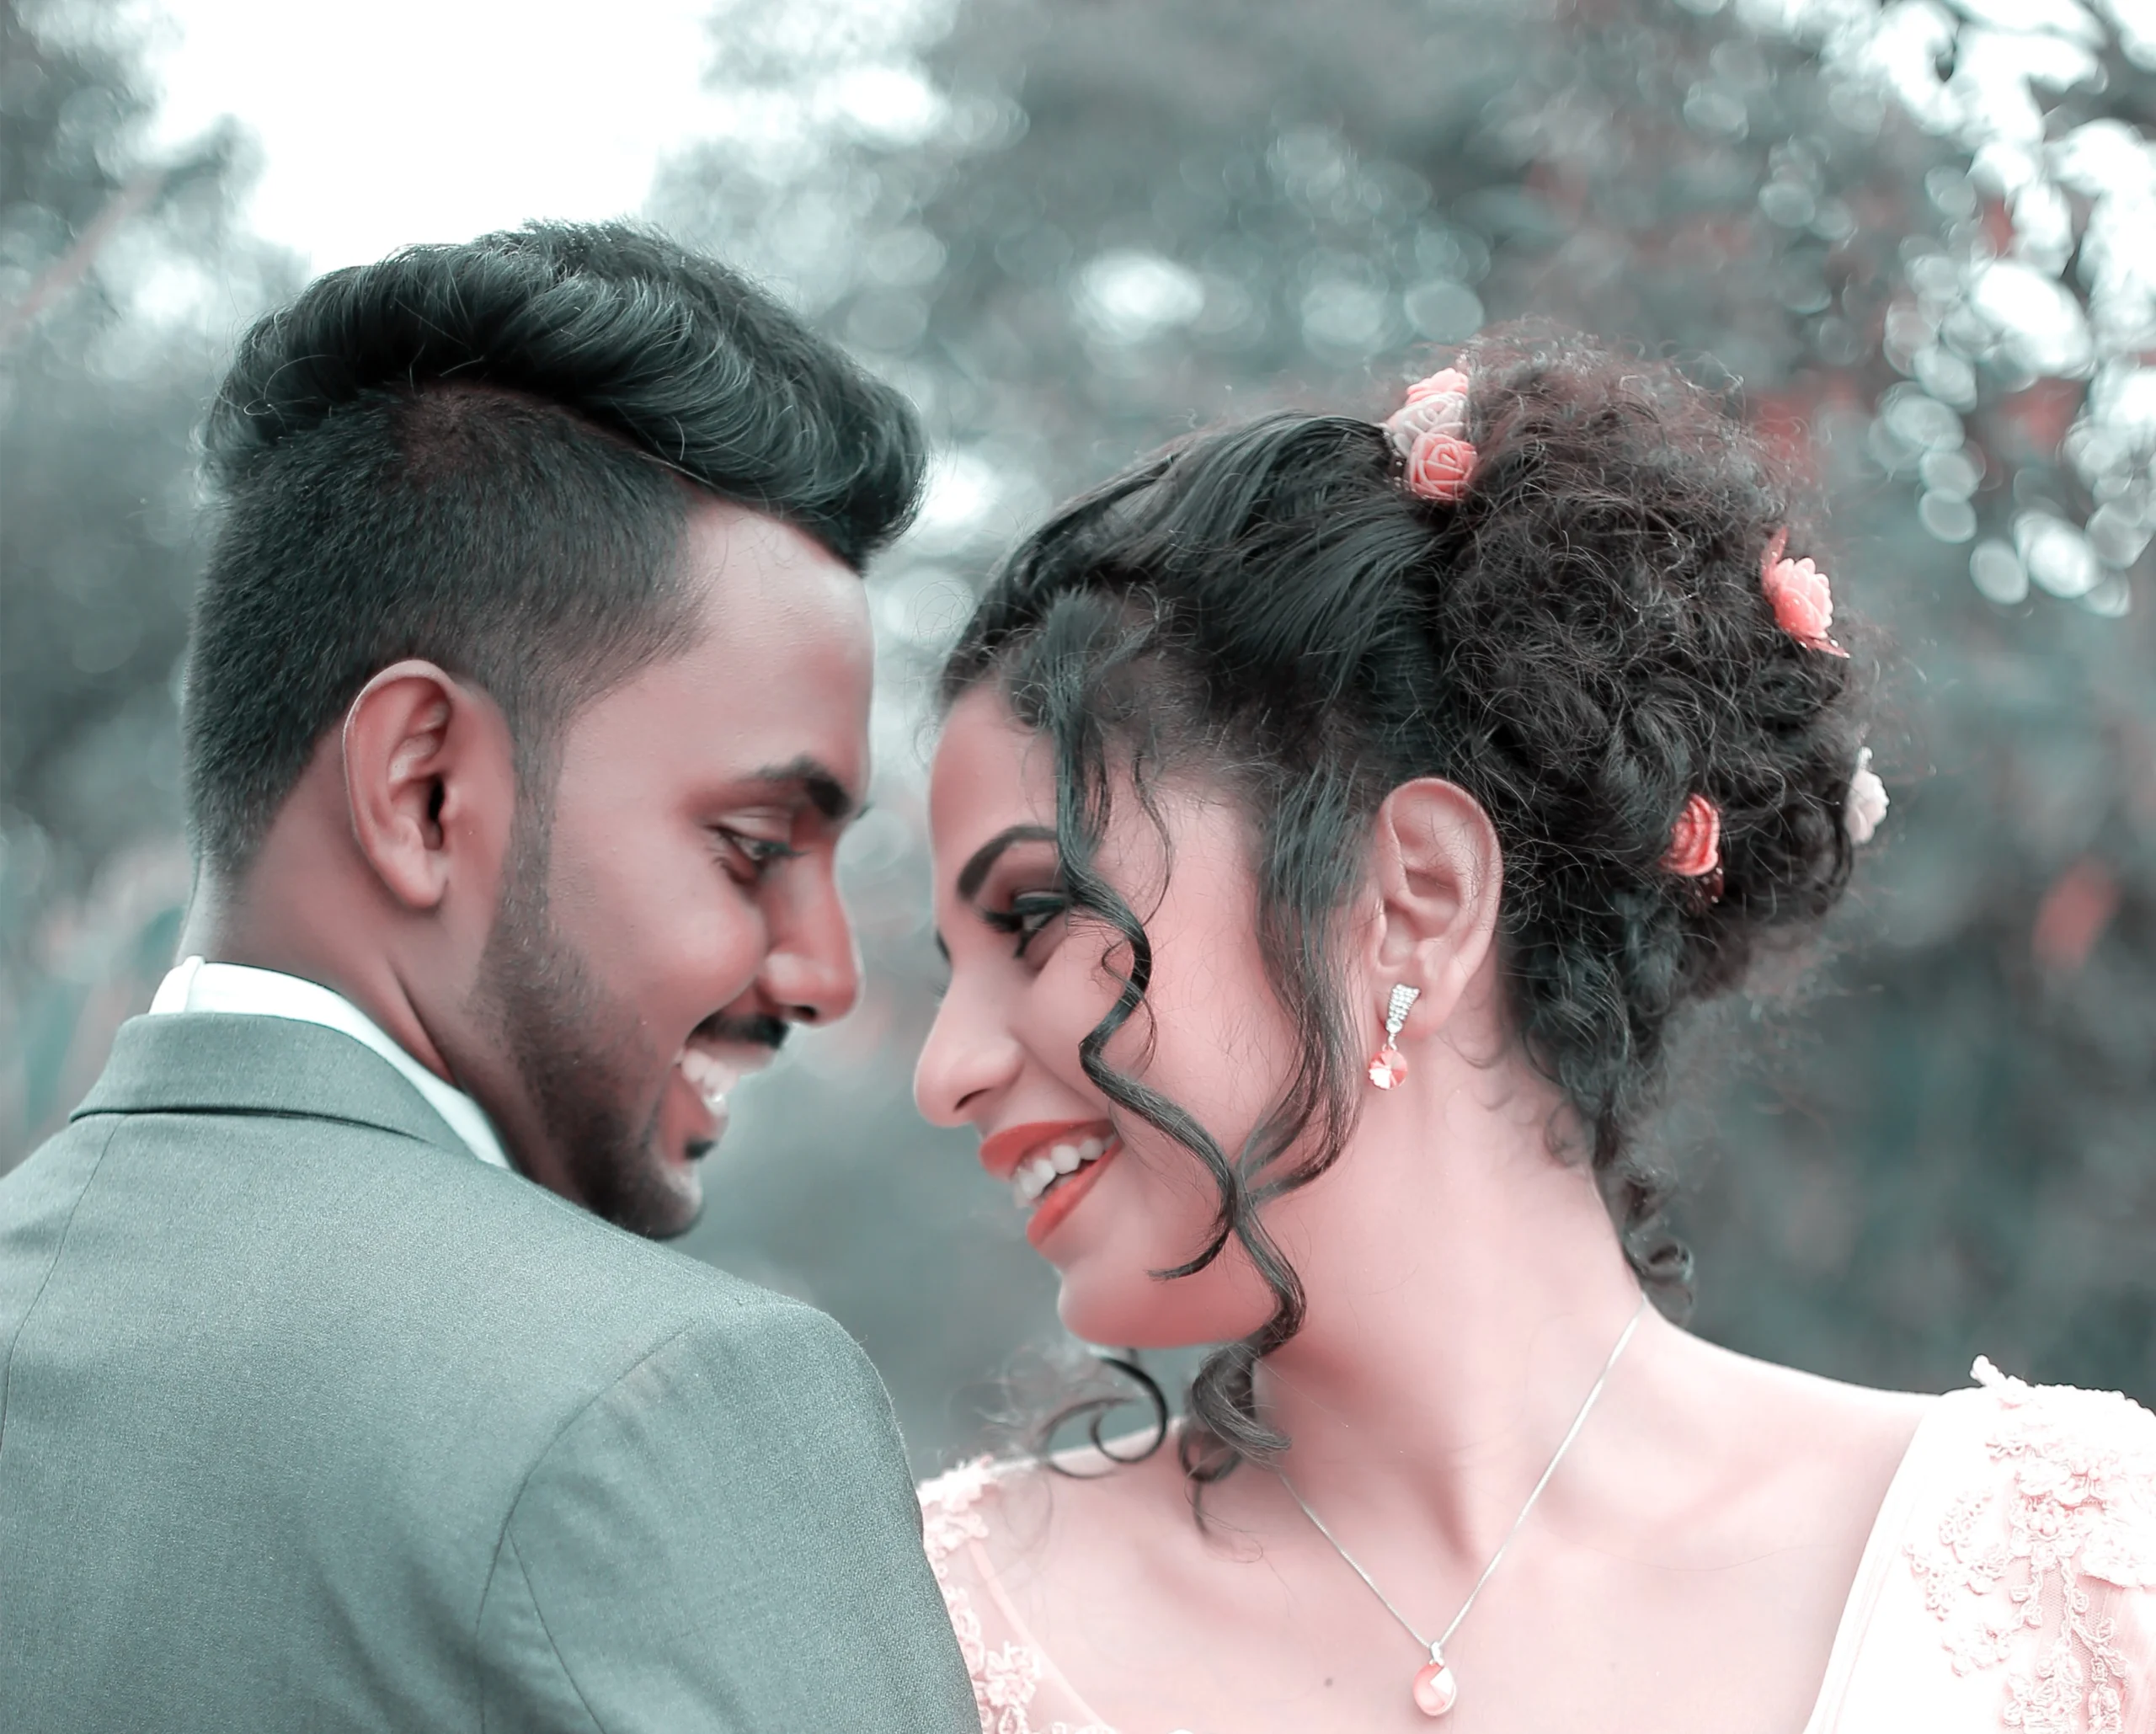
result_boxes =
[1236,1044,1654,1563]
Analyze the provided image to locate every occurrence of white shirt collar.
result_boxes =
[148,956,512,1171]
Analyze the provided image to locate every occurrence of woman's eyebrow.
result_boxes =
[956,824,1058,901]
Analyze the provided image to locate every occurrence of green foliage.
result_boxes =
[0,0,295,1144]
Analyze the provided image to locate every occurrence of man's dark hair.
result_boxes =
[183,220,925,874]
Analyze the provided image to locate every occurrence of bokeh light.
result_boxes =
[7,0,2156,1463]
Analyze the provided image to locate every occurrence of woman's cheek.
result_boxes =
[1054,1155,1278,1348]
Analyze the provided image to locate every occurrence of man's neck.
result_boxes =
[180,874,461,1088]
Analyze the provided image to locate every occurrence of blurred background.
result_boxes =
[5,0,2154,1469]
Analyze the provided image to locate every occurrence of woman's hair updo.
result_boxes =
[942,327,1870,1486]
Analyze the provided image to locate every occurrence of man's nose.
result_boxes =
[758,858,862,1026]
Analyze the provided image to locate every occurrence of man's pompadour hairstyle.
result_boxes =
[184,219,925,873]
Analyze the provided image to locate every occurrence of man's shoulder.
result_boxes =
[0,1111,960,1734]
[446,1156,857,1397]
[3,1093,840,1443]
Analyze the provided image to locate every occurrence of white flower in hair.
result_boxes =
[1382,368,1470,456]
[1381,368,1476,502]
[1845,747,1888,846]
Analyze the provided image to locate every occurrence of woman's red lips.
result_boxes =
[1025,1140,1118,1248]
[979,1118,1108,1182]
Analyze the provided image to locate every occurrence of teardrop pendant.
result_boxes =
[1411,1648,1458,1717]
[1367,984,1418,1090]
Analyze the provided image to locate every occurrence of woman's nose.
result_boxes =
[914,974,1024,1128]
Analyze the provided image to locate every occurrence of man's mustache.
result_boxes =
[691,1012,789,1052]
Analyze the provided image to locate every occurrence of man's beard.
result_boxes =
[472,806,692,1239]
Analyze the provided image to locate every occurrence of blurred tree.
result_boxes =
[655,0,2156,1454]
[0,0,293,1155]
[3,0,2148,1470]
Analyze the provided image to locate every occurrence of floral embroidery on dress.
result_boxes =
[920,1459,1118,1734]
[1905,1358,2156,1733]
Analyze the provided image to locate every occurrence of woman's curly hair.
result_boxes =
[942,327,1870,1489]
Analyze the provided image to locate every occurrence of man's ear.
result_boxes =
[340,660,515,913]
[1364,777,1506,1032]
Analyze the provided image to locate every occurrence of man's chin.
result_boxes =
[584,1142,707,1240]
[634,1152,707,1240]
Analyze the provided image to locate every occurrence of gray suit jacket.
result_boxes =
[0,1013,976,1733]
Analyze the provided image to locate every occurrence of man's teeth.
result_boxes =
[678,1048,737,1116]
[1012,1136,1108,1207]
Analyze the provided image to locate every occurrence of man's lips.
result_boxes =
[670,1040,776,1151]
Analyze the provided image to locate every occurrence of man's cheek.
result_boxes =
[688,908,767,1003]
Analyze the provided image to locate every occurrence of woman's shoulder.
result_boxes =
[1814,1358,2156,1732]
[1966,1353,2156,1454]
[921,1441,1188,1579]
[918,1454,1012,1564]
[918,1453,1081,1555]
[1911,1358,2156,1590]
[916,1453,1168,1734]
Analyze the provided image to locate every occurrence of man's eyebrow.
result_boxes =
[956,824,1058,901]
[749,756,861,822]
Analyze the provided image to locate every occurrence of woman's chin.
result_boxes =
[1054,1271,1272,1352]
[1056,1290,1155,1350]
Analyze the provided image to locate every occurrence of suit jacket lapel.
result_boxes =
[74,1013,477,1163]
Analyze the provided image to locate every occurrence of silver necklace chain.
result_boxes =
[1277,1294,1648,1663]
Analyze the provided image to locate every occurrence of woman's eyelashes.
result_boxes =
[981,888,1068,959]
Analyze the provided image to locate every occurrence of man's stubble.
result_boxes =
[471,798,690,1238]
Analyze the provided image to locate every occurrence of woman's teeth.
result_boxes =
[1012,1135,1108,1208]
[678,1048,736,1118]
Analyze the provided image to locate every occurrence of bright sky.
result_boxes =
[145,0,728,273]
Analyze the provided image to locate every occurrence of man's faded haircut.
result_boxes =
[183,219,925,874]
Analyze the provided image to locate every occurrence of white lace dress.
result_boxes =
[918,1360,2156,1734]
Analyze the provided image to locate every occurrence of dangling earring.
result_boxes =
[1367,984,1421,1090]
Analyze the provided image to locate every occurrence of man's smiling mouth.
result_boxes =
[677,1045,739,1123]
[670,1017,787,1156]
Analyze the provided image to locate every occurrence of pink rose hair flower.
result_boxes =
[1402,365,1470,406]
[1382,368,1477,504]
[1403,431,1476,503]
[1661,793,1721,878]
[1759,528,1848,658]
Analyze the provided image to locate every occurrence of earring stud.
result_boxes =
[1366,984,1421,1090]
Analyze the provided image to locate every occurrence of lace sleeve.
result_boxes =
[919,1459,1121,1734]
[1901,1358,2156,1733]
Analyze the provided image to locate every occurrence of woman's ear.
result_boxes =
[340,660,515,914]
[1364,777,1505,1031]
